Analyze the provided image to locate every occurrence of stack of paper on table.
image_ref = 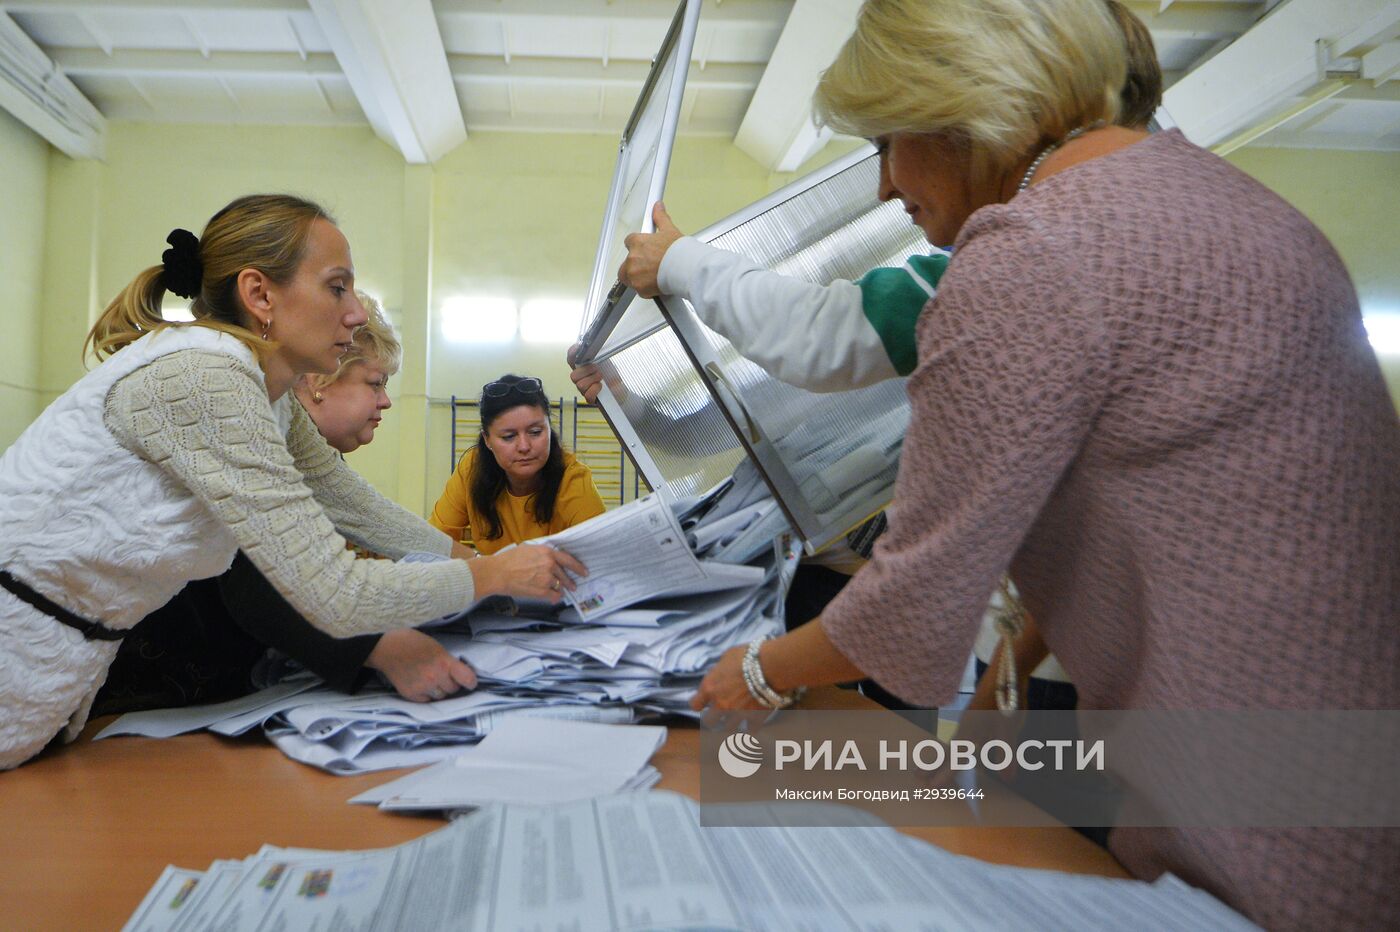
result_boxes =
[97,482,798,774]
[123,791,1259,932]
[349,717,665,811]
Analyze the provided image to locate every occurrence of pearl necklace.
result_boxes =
[1017,121,1105,192]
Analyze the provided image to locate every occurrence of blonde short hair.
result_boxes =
[307,291,402,390]
[815,0,1127,175]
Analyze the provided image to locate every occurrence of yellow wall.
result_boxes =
[20,122,856,514]
[0,107,49,449]
[1226,146,1400,409]
[422,132,861,514]
[15,123,413,496]
[18,121,1390,513]
[427,134,858,398]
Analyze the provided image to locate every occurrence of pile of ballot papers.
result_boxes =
[351,717,666,812]
[123,791,1259,932]
[98,481,800,774]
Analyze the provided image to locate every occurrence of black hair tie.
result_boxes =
[161,228,203,300]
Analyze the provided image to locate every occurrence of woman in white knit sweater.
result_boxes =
[0,193,584,770]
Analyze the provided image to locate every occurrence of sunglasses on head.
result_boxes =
[482,377,543,399]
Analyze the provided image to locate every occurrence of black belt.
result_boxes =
[0,569,126,641]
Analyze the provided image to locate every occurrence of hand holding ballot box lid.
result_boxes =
[571,2,927,554]
[575,0,703,367]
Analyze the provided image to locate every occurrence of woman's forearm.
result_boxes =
[760,617,868,693]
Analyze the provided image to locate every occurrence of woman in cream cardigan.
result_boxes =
[0,193,584,769]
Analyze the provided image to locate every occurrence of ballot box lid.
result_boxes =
[576,0,701,365]
[591,145,932,553]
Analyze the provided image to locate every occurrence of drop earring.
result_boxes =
[261,317,273,340]
[312,391,324,403]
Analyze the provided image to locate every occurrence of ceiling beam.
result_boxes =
[307,0,465,163]
[126,75,155,110]
[448,55,762,91]
[72,10,112,55]
[180,12,210,58]
[1122,1,1263,41]
[1328,2,1400,56]
[0,0,301,12]
[0,11,104,159]
[1240,128,1400,151]
[1208,77,1354,155]
[459,110,737,137]
[1162,0,1400,148]
[285,14,309,61]
[1362,40,1400,84]
[1338,76,1400,102]
[92,98,364,124]
[734,0,862,173]
[434,0,789,24]
[50,47,340,78]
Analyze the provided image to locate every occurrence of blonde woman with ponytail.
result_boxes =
[96,293,480,711]
[0,194,585,770]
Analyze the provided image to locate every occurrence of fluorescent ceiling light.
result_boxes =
[441,296,517,343]
[1363,313,1400,357]
[520,299,583,344]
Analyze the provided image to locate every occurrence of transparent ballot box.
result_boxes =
[577,2,930,554]
[577,0,701,365]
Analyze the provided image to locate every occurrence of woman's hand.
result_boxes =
[366,629,477,702]
[618,202,685,299]
[690,621,867,712]
[470,543,587,603]
[691,644,767,712]
[567,344,607,404]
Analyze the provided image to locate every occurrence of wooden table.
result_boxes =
[0,689,1126,927]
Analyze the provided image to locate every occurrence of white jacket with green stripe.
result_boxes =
[657,236,949,393]
[655,236,1070,681]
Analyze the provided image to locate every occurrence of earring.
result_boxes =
[261,317,273,340]
[312,391,324,403]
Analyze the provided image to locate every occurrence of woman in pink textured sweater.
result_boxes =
[658,0,1399,928]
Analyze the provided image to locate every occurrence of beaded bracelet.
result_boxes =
[741,638,805,709]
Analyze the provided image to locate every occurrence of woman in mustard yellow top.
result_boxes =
[430,375,606,554]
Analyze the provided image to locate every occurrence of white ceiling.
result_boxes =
[5,0,781,133]
[1,0,1397,167]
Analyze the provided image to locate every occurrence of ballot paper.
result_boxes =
[121,865,203,932]
[543,492,708,621]
[124,791,1258,932]
[94,678,319,740]
[349,717,666,810]
[97,487,800,775]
